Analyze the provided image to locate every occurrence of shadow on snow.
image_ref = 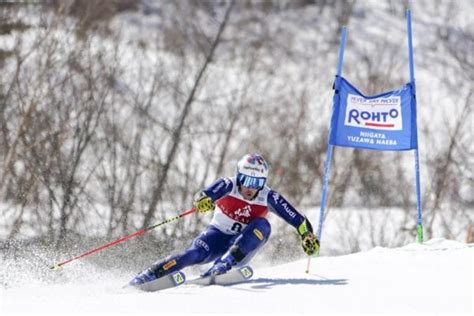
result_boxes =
[245,277,348,289]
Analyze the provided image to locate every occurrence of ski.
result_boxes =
[188,265,253,286]
[129,265,253,292]
[132,270,186,292]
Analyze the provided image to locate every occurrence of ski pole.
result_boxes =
[50,207,197,270]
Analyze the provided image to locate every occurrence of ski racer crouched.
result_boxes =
[129,153,320,286]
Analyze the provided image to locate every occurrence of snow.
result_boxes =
[1,238,472,316]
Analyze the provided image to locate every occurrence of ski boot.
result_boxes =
[129,268,157,286]
[202,252,236,277]
[129,260,169,286]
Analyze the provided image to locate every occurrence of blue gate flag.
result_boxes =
[329,76,418,151]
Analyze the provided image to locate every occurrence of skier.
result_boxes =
[129,153,319,285]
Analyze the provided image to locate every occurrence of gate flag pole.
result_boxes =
[308,10,423,274]
[406,9,424,243]
[306,26,347,273]
[317,26,347,241]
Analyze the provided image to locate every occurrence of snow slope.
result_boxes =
[1,238,472,316]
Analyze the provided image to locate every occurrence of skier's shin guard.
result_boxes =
[229,217,271,265]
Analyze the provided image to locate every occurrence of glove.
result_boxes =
[297,219,319,255]
[193,192,215,213]
[301,232,320,256]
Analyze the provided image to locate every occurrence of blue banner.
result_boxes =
[329,77,418,151]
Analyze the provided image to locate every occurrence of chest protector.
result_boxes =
[209,178,270,235]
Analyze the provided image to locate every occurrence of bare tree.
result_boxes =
[142,0,236,228]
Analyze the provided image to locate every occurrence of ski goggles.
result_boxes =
[237,173,266,190]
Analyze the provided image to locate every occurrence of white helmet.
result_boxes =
[236,154,269,190]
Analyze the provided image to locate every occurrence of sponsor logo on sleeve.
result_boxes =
[272,191,296,218]
[272,192,280,204]
[281,202,296,218]
[212,182,224,193]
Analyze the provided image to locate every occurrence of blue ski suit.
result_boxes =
[148,176,313,275]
